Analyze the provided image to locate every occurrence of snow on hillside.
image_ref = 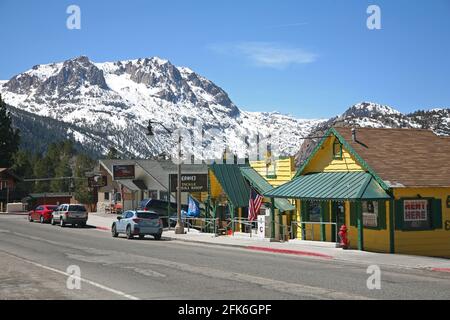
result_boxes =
[0,56,323,159]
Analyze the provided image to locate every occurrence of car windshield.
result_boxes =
[136,212,159,219]
[69,205,87,212]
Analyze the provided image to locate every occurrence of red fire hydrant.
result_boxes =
[338,225,350,249]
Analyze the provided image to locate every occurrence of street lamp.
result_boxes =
[146,120,184,234]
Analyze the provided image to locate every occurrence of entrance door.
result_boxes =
[331,201,346,242]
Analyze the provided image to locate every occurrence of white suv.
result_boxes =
[51,204,88,227]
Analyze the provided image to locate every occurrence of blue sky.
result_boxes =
[0,0,449,118]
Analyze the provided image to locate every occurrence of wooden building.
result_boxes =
[265,127,450,258]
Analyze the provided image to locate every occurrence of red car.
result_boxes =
[28,205,58,223]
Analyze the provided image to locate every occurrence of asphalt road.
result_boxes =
[1,215,450,300]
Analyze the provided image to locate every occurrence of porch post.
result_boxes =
[270,197,275,239]
[389,199,395,253]
[238,207,242,232]
[278,209,283,241]
[296,199,301,240]
[357,201,364,251]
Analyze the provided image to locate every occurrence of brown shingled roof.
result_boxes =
[334,127,450,188]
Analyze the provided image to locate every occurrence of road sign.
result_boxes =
[113,165,135,180]
[88,175,107,188]
[169,174,208,193]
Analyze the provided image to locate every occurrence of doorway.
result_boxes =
[331,201,346,242]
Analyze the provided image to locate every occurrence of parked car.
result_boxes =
[137,199,183,227]
[111,210,163,240]
[28,205,58,223]
[51,204,88,227]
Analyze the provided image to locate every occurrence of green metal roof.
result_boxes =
[240,167,295,212]
[209,164,250,208]
[264,171,391,201]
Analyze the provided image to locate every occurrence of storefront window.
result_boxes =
[362,201,378,227]
[403,199,431,229]
[0,181,7,190]
[148,190,158,199]
[307,201,322,222]
[159,191,169,201]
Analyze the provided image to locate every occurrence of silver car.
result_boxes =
[111,210,163,240]
[51,204,88,227]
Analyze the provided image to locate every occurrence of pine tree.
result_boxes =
[73,154,95,209]
[11,150,34,194]
[33,156,50,193]
[0,95,20,167]
[106,147,120,159]
[50,156,72,192]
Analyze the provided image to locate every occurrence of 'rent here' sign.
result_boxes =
[404,199,428,221]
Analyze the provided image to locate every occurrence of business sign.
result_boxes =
[404,199,428,221]
[88,175,107,188]
[169,174,208,193]
[257,215,266,239]
[113,165,135,180]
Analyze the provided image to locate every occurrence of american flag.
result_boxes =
[248,189,263,221]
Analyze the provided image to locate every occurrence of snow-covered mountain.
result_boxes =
[1,57,448,162]
[295,102,450,166]
[0,56,322,159]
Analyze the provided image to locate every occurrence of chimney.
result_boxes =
[351,128,356,142]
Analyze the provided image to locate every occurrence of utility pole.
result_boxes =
[175,133,184,234]
[146,120,184,234]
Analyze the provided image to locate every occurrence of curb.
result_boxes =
[246,246,334,259]
[95,226,110,231]
[431,268,450,273]
[162,235,334,259]
[89,224,450,271]
[0,212,29,216]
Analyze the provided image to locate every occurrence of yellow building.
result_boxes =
[207,159,295,236]
[265,127,450,258]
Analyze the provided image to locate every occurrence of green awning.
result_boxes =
[240,167,295,212]
[209,164,250,208]
[264,172,391,201]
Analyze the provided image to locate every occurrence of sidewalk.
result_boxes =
[87,212,450,273]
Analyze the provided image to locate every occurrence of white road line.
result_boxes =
[0,251,140,300]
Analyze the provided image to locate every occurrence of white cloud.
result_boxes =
[209,42,317,69]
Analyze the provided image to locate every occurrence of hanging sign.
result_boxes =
[113,165,135,180]
[88,175,107,188]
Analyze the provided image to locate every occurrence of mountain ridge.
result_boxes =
[1,56,448,161]
[1,55,322,159]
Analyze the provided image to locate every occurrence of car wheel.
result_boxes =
[126,225,133,239]
[40,215,44,224]
[60,217,65,227]
[28,215,33,222]
[111,224,118,238]
[51,217,56,225]
[79,222,86,228]
[139,235,145,240]
[154,233,162,240]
